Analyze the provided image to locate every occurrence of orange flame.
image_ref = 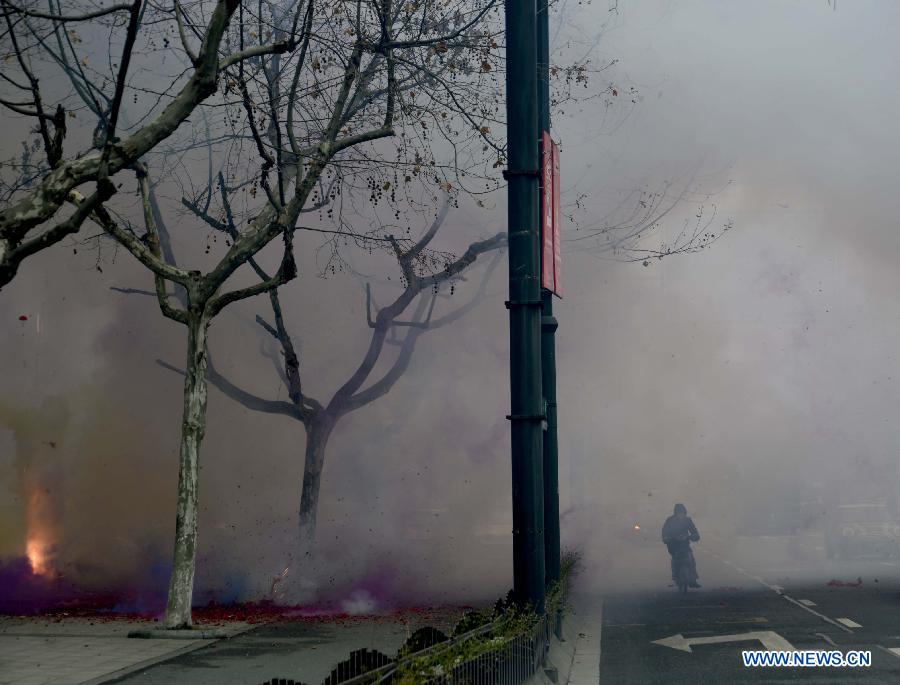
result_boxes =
[26,537,51,576]
[25,486,55,577]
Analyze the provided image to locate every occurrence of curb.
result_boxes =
[529,596,601,685]
[79,638,216,685]
[82,622,260,684]
[127,628,228,639]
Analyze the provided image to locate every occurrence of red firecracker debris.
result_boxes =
[826,577,863,587]
[18,315,28,321]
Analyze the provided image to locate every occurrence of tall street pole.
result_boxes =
[537,0,561,592]
[504,0,546,613]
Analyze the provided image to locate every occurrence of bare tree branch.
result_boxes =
[0,1,132,22]
[0,0,244,288]
[157,358,302,419]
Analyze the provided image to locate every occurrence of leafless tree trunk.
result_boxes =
[165,309,210,628]
[298,412,336,558]
[103,157,302,626]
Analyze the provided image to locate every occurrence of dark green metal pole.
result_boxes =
[504,0,545,613]
[541,291,560,585]
[537,0,561,592]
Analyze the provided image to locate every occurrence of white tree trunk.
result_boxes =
[164,313,210,629]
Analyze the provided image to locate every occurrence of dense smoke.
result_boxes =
[4,0,900,613]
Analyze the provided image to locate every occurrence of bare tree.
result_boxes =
[0,0,275,288]
[97,0,507,627]
[176,197,504,575]
[2,0,729,627]
[163,0,730,588]
[0,0,307,628]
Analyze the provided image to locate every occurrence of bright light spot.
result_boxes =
[25,486,55,577]
[26,537,51,576]
[633,524,641,531]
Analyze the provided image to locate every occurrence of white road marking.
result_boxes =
[716,617,769,624]
[699,550,784,594]
[814,633,837,647]
[653,631,795,653]
[798,599,817,607]
[876,646,900,661]
[836,618,862,628]
[781,595,854,633]
[699,548,854,633]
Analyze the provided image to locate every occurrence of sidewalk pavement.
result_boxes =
[0,608,464,685]
[107,608,466,685]
[0,601,603,685]
[0,615,250,685]
[565,595,602,685]
[526,593,601,685]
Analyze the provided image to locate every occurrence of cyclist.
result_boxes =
[662,503,701,588]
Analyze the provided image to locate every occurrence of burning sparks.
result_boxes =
[633,524,641,531]
[26,537,51,576]
[270,565,291,598]
[25,487,56,578]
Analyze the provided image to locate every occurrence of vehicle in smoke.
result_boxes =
[620,519,660,548]
[824,502,900,560]
[614,499,664,548]
[672,549,694,595]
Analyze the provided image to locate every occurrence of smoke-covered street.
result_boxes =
[598,535,900,683]
[4,0,900,683]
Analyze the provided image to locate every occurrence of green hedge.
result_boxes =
[392,548,582,685]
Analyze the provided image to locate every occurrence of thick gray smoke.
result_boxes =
[3,0,900,608]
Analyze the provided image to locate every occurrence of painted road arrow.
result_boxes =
[653,631,795,653]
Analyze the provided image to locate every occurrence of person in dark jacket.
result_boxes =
[662,503,701,587]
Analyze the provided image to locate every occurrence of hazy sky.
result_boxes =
[3,0,900,604]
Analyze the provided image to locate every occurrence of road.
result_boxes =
[595,533,900,684]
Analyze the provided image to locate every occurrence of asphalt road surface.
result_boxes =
[597,534,900,684]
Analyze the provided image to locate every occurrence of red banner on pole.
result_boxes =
[552,140,561,298]
[540,131,561,297]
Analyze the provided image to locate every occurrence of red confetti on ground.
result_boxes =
[1,600,475,629]
[192,601,474,626]
[826,577,863,587]
[0,555,476,629]
[18,315,27,320]
[197,601,475,627]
